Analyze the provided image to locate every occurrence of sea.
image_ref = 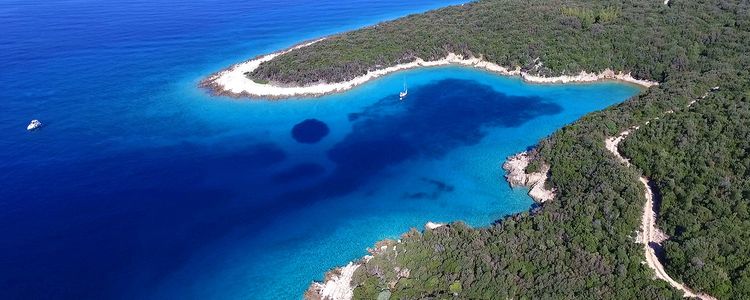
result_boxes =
[0,0,642,299]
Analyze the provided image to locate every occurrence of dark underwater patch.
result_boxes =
[347,113,361,122]
[291,119,330,144]
[272,163,326,183]
[403,191,432,199]
[268,79,562,211]
[402,178,456,200]
[327,79,561,169]
[422,178,454,193]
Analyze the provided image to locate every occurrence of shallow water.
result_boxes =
[0,0,641,299]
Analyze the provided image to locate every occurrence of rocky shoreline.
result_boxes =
[303,151,556,300]
[304,222,444,300]
[502,151,555,203]
[305,261,365,300]
[302,151,557,300]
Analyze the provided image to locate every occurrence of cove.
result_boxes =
[0,1,641,299]
[146,66,642,299]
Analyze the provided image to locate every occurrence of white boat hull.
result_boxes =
[27,120,42,131]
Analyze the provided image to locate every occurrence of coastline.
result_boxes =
[502,151,555,203]
[303,151,558,300]
[305,261,365,300]
[301,92,720,300]
[200,43,658,99]
[305,223,443,300]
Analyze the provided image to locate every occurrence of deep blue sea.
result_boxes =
[0,0,642,299]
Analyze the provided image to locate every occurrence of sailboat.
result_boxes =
[399,81,408,100]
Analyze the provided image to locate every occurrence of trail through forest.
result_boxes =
[604,92,716,300]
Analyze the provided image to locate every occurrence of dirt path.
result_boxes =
[604,93,716,299]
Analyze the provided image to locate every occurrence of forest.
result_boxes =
[253,0,750,298]
[621,75,750,297]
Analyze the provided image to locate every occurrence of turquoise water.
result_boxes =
[150,67,641,299]
[0,0,641,299]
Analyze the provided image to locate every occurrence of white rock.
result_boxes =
[309,262,360,300]
[425,221,444,230]
[502,151,555,202]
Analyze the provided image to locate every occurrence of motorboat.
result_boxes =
[27,119,42,131]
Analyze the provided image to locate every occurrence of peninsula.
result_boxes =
[202,49,655,98]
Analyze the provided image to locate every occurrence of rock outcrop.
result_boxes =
[305,262,361,300]
[503,151,555,202]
